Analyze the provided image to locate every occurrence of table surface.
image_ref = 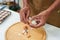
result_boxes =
[0,8,60,40]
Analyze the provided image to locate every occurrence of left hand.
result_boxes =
[30,10,50,28]
[20,6,30,23]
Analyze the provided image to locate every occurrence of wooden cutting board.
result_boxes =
[6,22,46,40]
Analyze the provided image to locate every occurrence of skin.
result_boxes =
[20,0,30,23]
[20,0,60,28]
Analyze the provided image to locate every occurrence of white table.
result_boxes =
[44,24,60,40]
[0,8,60,40]
[0,8,20,40]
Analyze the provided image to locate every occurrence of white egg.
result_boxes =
[31,20,37,25]
[22,30,25,34]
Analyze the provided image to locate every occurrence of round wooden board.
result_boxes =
[6,22,46,40]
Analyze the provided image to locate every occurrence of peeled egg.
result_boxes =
[28,17,37,25]
[31,20,37,25]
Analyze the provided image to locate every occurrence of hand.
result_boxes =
[20,6,30,23]
[30,10,50,28]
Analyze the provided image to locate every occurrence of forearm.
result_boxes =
[46,0,60,15]
[23,0,29,7]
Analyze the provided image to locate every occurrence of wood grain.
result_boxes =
[6,22,46,40]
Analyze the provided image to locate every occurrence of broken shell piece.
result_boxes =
[31,20,37,25]
[24,32,28,35]
[22,30,26,34]
[22,28,28,35]
[22,30,29,35]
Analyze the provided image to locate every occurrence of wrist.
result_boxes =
[45,9,52,15]
[38,10,51,18]
[23,0,29,7]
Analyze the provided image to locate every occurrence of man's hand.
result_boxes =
[20,6,30,23]
[30,10,50,28]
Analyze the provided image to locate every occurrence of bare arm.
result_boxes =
[46,0,60,15]
[30,0,60,28]
[23,0,29,7]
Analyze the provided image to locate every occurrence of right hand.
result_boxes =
[30,10,50,28]
[20,6,30,23]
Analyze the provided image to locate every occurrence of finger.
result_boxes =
[26,10,30,18]
[30,16,36,21]
[20,9,26,23]
[29,22,37,28]
[26,10,30,24]
[35,19,45,27]
[23,9,30,24]
[20,10,23,21]
[30,22,44,28]
[23,12,28,23]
